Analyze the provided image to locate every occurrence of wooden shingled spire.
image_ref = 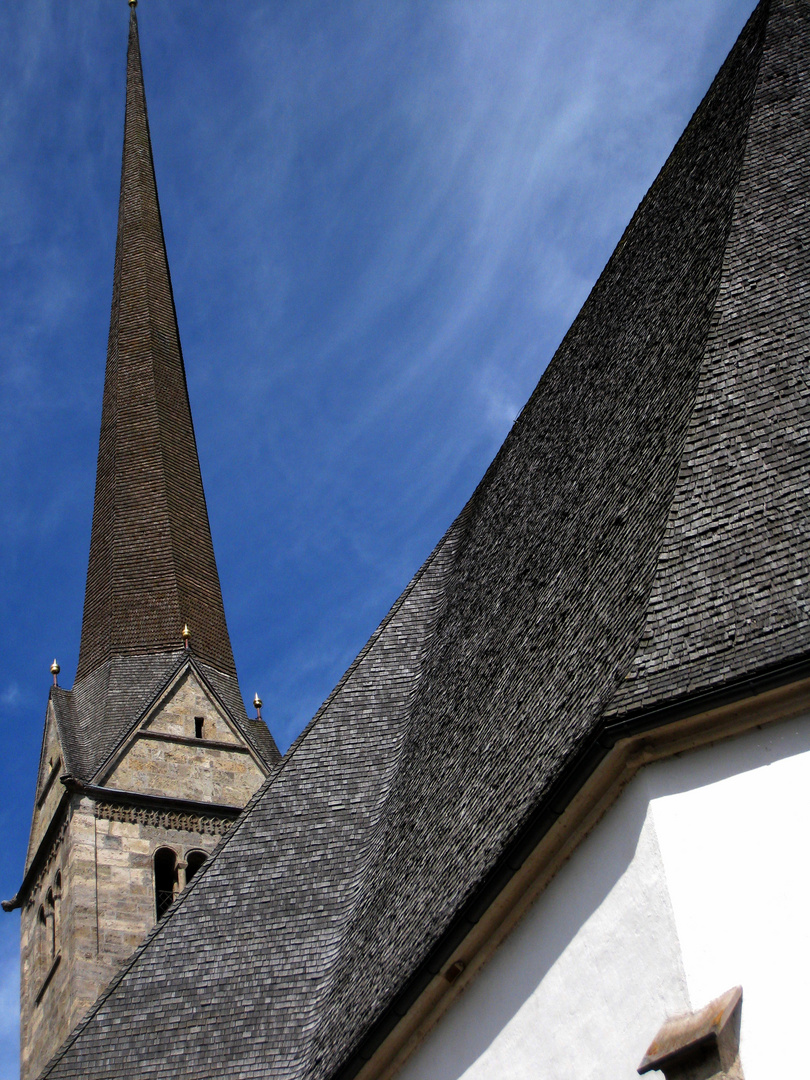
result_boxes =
[76,6,236,679]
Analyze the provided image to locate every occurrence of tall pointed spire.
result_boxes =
[77,6,236,679]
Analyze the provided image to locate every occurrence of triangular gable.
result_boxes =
[64,653,279,786]
[93,661,270,805]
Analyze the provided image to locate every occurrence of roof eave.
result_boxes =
[330,647,810,1080]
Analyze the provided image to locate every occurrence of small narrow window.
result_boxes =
[194,716,205,740]
[154,848,178,919]
[185,851,207,885]
[52,872,62,952]
[37,905,47,970]
[45,890,56,959]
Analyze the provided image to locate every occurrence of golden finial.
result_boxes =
[50,660,60,687]
[182,624,190,649]
[253,693,263,721]
[129,0,137,8]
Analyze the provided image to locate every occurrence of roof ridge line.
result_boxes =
[122,4,184,643]
[283,502,472,766]
[76,4,236,681]
[47,688,81,778]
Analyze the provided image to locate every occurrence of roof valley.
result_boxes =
[611,0,810,716]
[292,526,469,1080]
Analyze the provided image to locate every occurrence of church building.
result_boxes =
[6,0,810,1078]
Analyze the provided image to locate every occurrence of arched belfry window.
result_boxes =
[154,848,178,920]
[186,850,207,885]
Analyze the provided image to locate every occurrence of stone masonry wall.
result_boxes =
[106,737,263,805]
[25,706,65,875]
[21,796,234,1080]
[144,670,239,743]
[21,672,268,1079]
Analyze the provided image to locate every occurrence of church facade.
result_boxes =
[6,1,810,1078]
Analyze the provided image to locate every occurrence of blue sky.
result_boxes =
[0,0,756,1073]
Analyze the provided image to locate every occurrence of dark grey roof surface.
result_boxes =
[49,688,82,780]
[71,653,182,778]
[38,2,810,1078]
[607,0,810,717]
[76,6,237,681]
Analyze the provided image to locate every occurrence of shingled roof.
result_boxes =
[77,6,235,682]
[37,0,810,1077]
[54,7,279,776]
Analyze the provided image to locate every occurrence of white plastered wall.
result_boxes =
[398,710,810,1080]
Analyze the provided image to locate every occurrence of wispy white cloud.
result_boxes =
[0,686,20,710]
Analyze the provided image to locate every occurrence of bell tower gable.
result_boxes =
[142,667,242,744]
[9,7,280,1077]
[97,664,269,807]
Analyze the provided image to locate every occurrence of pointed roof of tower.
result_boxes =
[33,1,810,1078]
[76,4,235,682]
[50,7,281,780]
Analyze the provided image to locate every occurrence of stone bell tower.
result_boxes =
[3,6,281,1078]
